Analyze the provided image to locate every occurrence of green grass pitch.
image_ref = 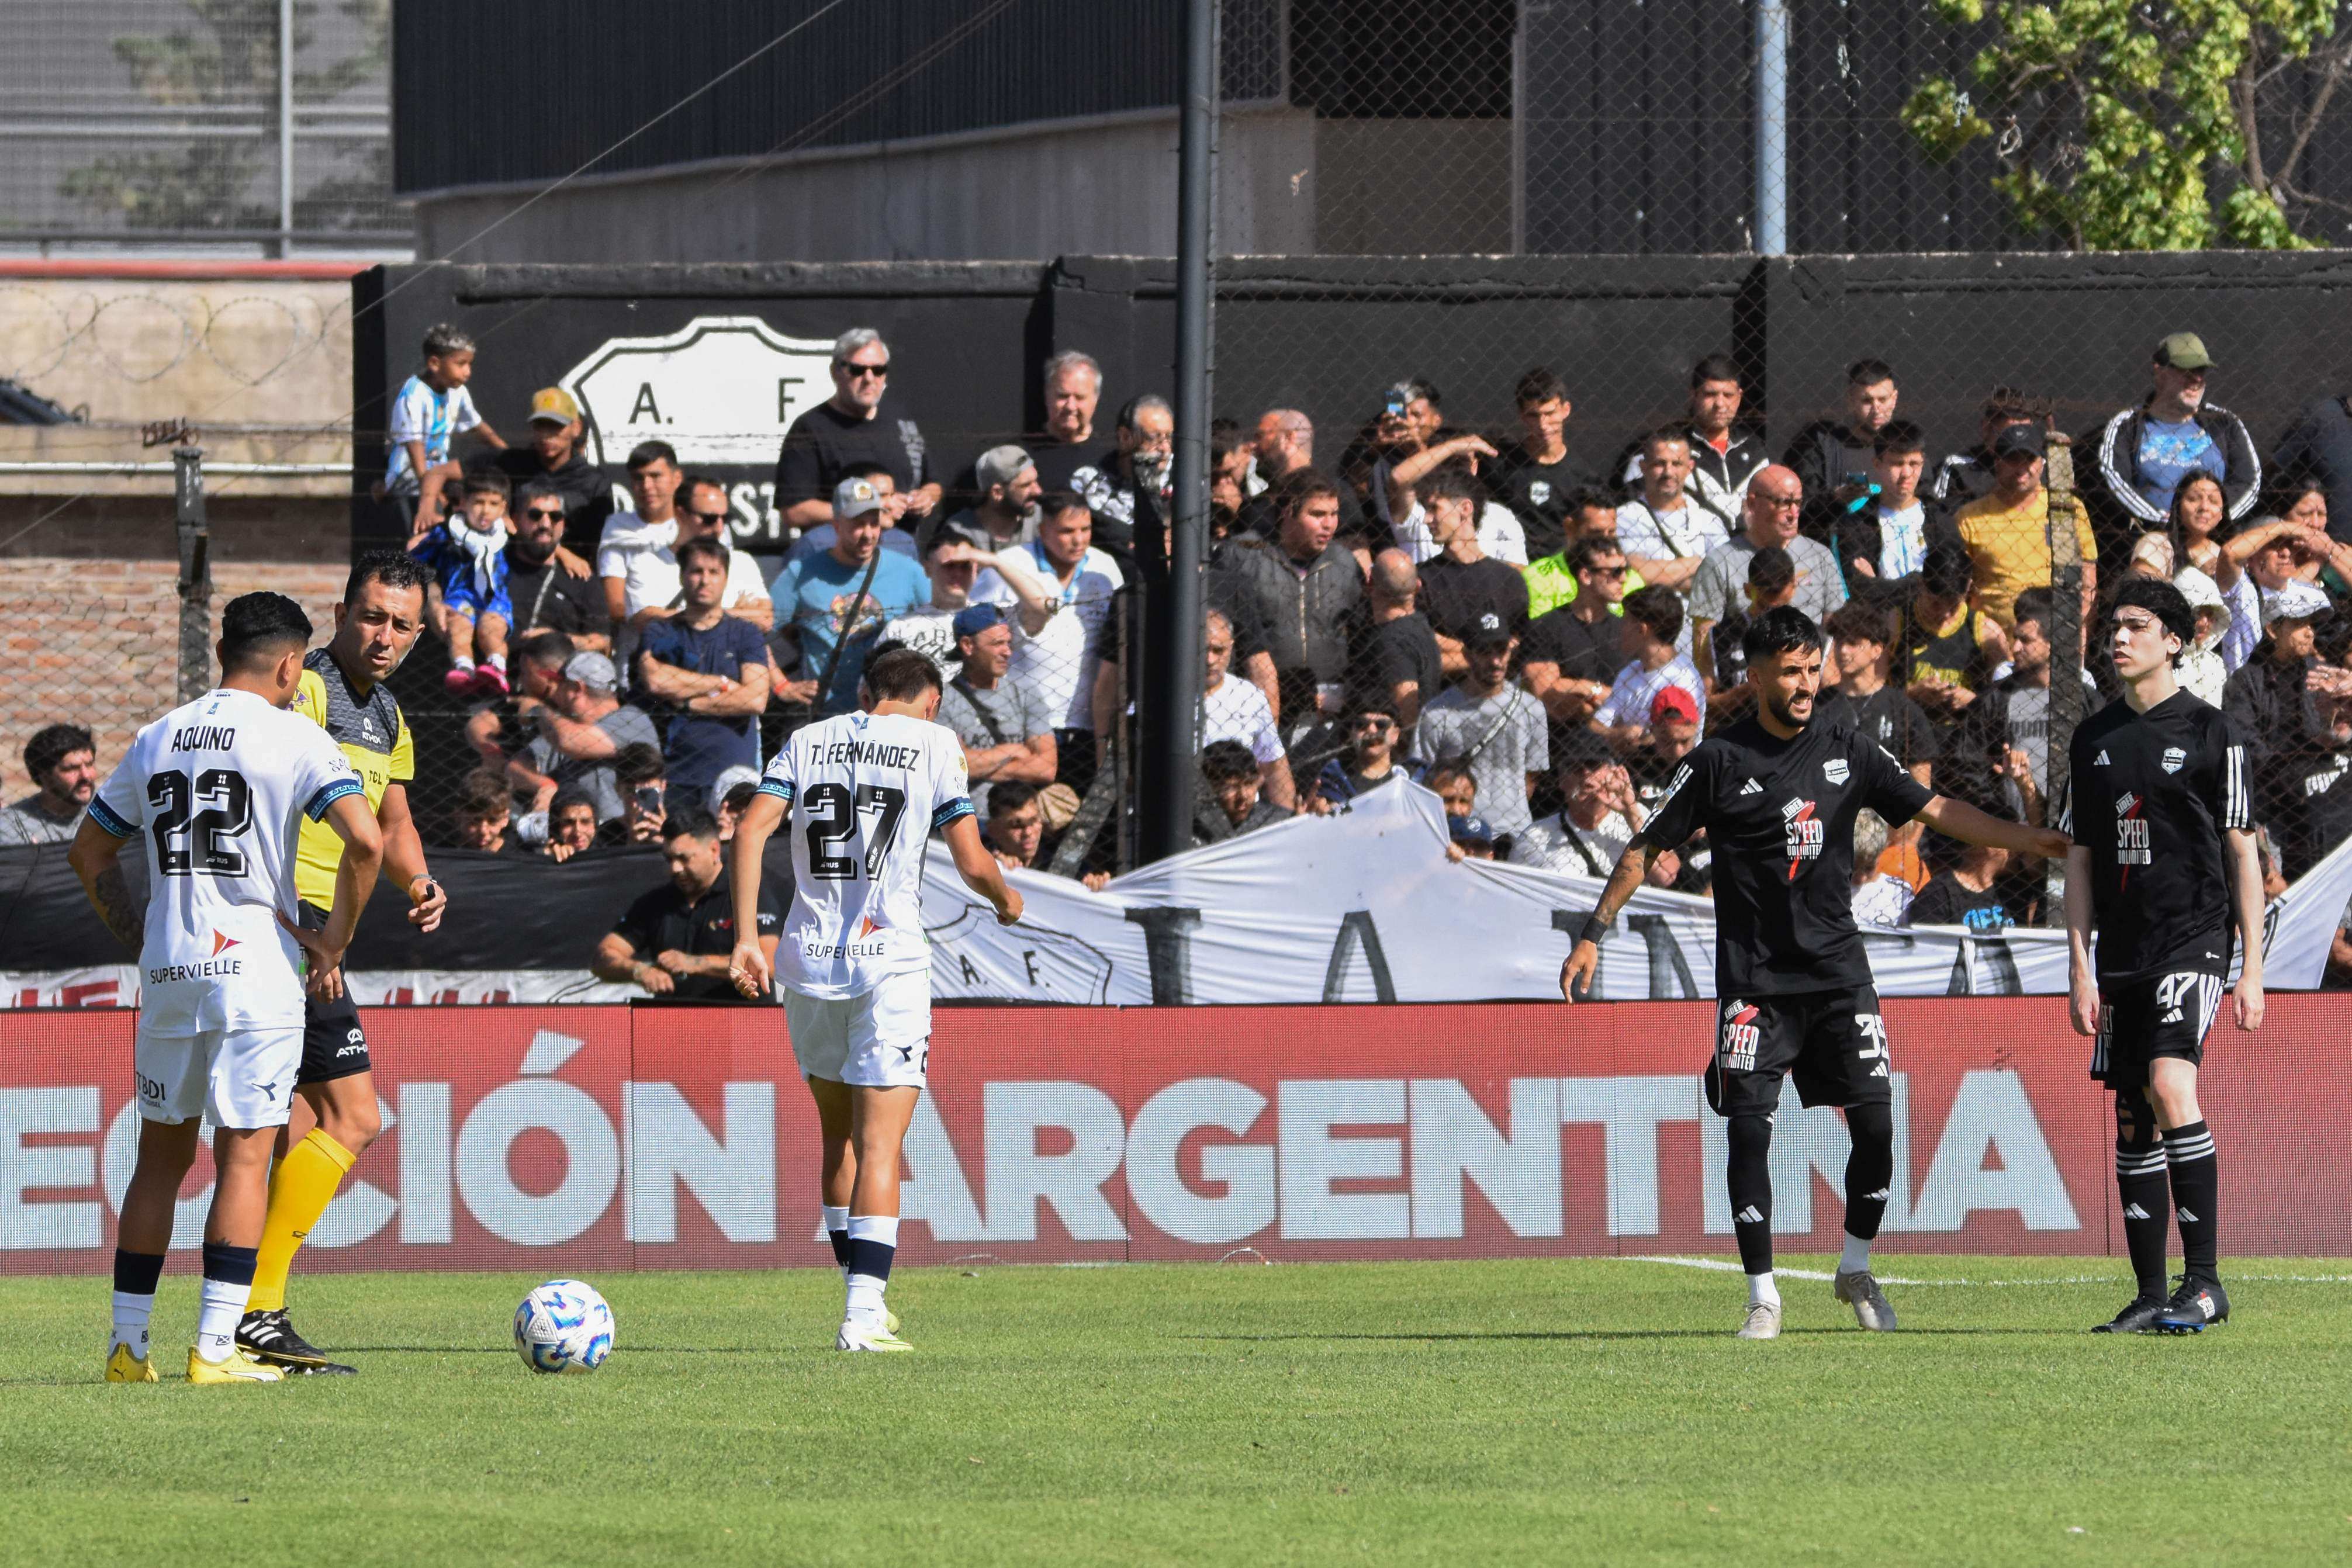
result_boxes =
[4,1257,2350,1565]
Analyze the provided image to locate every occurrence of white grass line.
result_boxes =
[1616,1255,2352,1287]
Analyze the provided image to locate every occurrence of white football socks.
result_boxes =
[194,1278,251,1363]
[844,1214,900,1329]
[1747,1271,1781,1309]
[1839,1233,1873,1276]
[110,1291,154,1358]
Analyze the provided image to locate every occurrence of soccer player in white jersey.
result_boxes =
[68,593,383,1384]
[727,647,1022,1352]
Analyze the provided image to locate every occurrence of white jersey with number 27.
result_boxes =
[757,710,975,999]
[87,687,365,1037]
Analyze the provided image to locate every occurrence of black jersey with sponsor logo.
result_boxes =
[1635,715,1934,995]
[2057,691,2251,984]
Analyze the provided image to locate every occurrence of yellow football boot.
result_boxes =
[186,1347,283,1384]
[105,1344,157,1383]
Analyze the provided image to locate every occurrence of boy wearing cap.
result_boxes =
[2095,333,2261,533]
[1951,420,2099,630]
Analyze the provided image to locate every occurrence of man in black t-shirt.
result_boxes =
[1562,605,2063,1339]
[504,479,614,646]
[772,328,940,534]
[591,812,780,1001]
[2057,577,2262,1335]
[1415,465,1530,674]
[1347,549,1445,743]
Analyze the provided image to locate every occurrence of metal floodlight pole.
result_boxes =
[277,0,296,257]
[1753,0,1789,257]
[173,444,211,704]
[1142,0,1219,863]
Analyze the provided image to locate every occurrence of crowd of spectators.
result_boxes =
[32,321,2352,994]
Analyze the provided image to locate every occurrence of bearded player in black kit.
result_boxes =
[1561,605,2067,1339]
[2060,577,2261,1335]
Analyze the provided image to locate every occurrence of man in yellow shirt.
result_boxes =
[1952,422,2097,629]
[1524,487,1645,619]
[236,551,447,1376]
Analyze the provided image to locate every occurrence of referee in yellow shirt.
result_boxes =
[236,552,447,1375]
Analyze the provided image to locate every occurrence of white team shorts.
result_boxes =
[134,1024,302,1129]
[782,971,932,1089]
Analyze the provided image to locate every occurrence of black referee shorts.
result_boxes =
[2092,968,2224,1091]
[1704,985,1894,1118]
[296,900,372,1087]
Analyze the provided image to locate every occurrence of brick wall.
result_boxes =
[0,558,347,798]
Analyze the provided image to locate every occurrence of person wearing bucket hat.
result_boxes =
[2094,333,2261,537]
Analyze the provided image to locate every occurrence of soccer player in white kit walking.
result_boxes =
[68,593,385,1384]
[727,648,1022,1352]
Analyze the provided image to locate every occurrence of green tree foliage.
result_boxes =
[1902,0,2350,250]
[60,0,388,235]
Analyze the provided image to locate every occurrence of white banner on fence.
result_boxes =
[8,784,2348,1008]
[919,781,2352,1006]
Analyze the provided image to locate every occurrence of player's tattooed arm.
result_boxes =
[88,861,144,953]
[65,817,143,954]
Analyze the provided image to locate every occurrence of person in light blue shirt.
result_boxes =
[770,476,930,714]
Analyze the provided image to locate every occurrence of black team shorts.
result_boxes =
[1704,985,1893,1118]
[2092,968,2224,1091]
[296,900,372,1086]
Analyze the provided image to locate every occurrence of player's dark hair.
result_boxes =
[2011,586,2058,641]
[660,809,721,844]
[1201,739,1260,785]
[1037,489,1092,528]
[1417,462,1482,508]
[1826,601,1893,648]
[1872,418,1927,458]
[455,769,511,818]
[1568,534,1625,575]
[514,477,565,514]
[1746,545,1796,594]
[626,439,679,472]
[1742,604,1823,664]
[988,780,1040,816]
[866,646,944,703]
[217,591,314,674]
[1563,484,1617,521]
[421,323,473,359]
[613,743,667,790]
[344,548,431,607]
[1514,367,1568,408]
[1623,584,1685,645]
[2110,576,2197,662]
[461,469,510,500]
[1921,540,1975,599]
[23,722,94,780]
[1690,354,1742,389]
[1847,358,1897,387]
[673,534,730,572]
[514,628,574,670]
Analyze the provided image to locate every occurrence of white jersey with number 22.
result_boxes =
[757,710,974,999]
[87,687,364,1037]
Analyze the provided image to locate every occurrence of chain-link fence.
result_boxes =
[0,0,403,254]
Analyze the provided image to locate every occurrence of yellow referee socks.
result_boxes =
[246,1130,356,1315]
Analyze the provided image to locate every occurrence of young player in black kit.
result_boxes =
[2060,577,2262,1335]
[1561,605,2066,1338]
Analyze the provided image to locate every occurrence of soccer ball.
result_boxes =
[513,1279,614,1375]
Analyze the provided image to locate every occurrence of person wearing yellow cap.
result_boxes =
[471,385,616,538]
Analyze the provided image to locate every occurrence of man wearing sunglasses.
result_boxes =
[500,479,611,649]
[773,327,941,536]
